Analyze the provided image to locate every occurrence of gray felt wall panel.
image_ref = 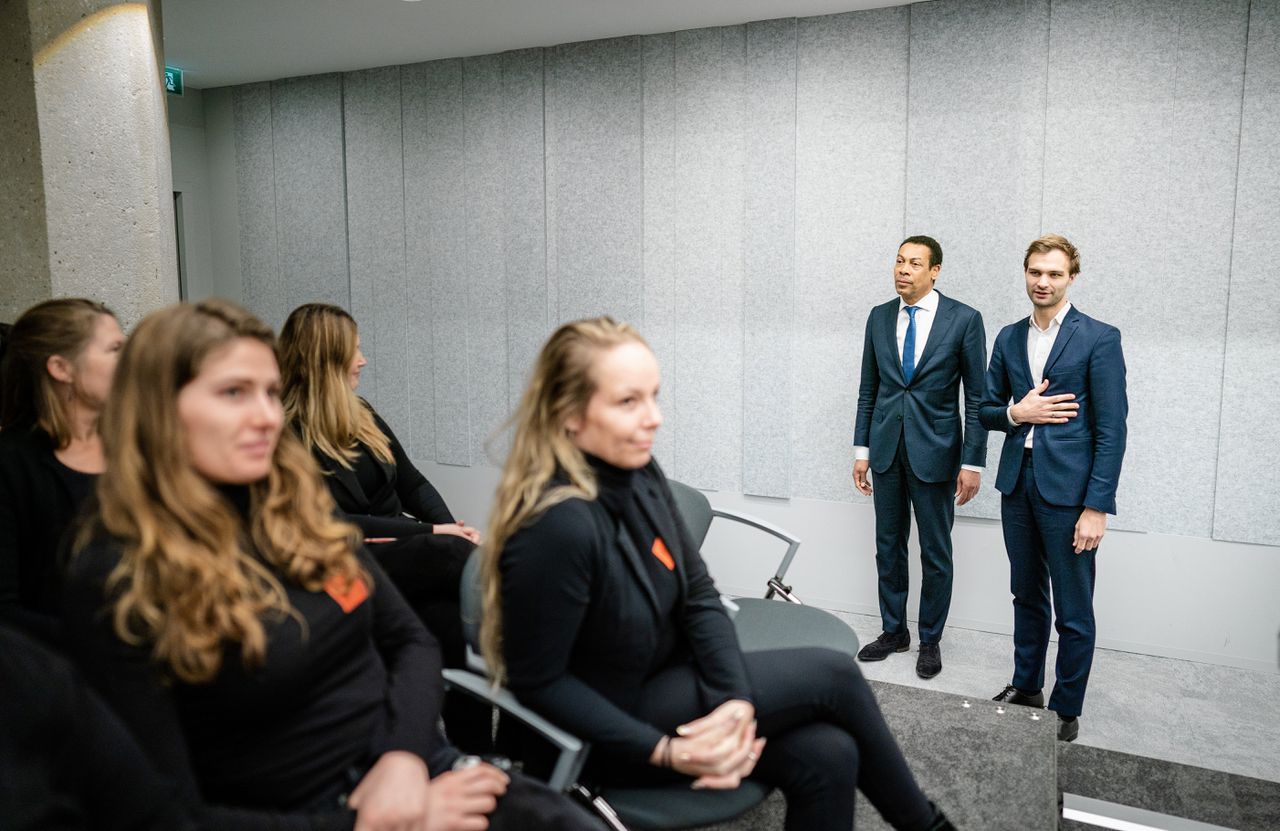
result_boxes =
[1215,0,1280,546]
[269,74,349,327]
[232,83,281,328]
[342,66,407,427]
[227,0,1274,548]
[670,26,747,492]
[793,8,910,502]
[545,37,644,325]
[501,49,549,427]
[641,33,678,474]
[1041,0,1249,535]
[403,60,469,465]
[905,0,1051,520]
[463,55,511,465]
[742,19,797,498]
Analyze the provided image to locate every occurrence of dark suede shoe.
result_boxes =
[857,630,910,662]
[992,684,1045,708]
[1058,715,1079,742]
[924,801,957,831]
[916,642,942,679]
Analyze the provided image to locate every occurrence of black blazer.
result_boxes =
[312,406,455,538]
[0,427,95,641]
[853,291,988,482]
[500,460,751,766]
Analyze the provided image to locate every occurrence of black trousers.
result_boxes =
[368,532,473,669]
[488,770,604,830]
[872,438,955,644]
[604,648,936,831]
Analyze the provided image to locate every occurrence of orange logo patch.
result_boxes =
[651,537,675,571]
[324,574,369,613]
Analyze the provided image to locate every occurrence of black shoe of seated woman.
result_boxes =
[923,801,957,830]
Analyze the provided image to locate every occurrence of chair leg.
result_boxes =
[766,578,802,604]
[571,784,632,831]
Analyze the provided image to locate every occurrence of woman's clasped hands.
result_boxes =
[651,699,766,790]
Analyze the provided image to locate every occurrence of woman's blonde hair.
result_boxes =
[278,303,392,468]
[480,316,648,684]
[0,297,115,445]
[90,299,366,684]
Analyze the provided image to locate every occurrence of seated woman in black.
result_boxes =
[0,298,123,642]
[63,299,598,831]
[482,317,954,831]
[279,303,477,668]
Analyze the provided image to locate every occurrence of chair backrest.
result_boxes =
[667,479,714,547]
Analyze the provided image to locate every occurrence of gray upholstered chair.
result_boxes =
[445,551,772,831]
[666,479,860,657]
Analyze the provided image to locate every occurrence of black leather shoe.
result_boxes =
[857,631,910,662]
[1057,715,1079,742]
[992,684,1045,708]
[916,643,942,679]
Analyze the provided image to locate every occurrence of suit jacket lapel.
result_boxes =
[1012,316,1033,392]
[880,301,906,384]
[323,456,367,508]
[614,518,662,616]
[910,294,956,380]
[1043,307,1082,376]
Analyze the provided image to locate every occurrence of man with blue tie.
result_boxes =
[981,234,1127,743]
[853,236,987,679]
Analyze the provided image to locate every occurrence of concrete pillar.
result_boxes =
[0,0,52,320]
[1,0,178,326]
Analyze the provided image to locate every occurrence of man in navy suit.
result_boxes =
[853,236,987,679]
[981,234,1127,743]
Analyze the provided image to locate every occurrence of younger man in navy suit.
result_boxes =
[853,236,987,679]
[980,234,1127,742]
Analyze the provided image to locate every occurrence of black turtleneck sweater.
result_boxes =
[500,457,751,771]
[61,486,453,830]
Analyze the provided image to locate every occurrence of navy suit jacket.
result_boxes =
[978,306,1128,514]
[854,291,988,483]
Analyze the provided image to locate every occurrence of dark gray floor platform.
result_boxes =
[689,678,1280,830]
[1059,742,1280,831]
[695,677,1059,830]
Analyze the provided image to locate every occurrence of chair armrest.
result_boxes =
[441,668,589,792]
[709,507,802,585]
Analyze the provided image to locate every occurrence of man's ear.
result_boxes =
[46,354,74,385]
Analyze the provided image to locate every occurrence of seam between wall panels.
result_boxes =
[1210,0,1253,537]
[339,74,353,314]
[398,65,411,456]
[268,84,282,321]
[902,4,911,237]
[542,50,553,327]
[1037,1,1052,232]
[788,17,798,497]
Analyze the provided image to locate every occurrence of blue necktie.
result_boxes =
[902,306,919,384]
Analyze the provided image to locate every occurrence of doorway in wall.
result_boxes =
[173,191,188,300]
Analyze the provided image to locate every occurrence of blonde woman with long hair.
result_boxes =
[62,299,597,831]
[483,317,954,831]
[278,302,477,669]
[0,298,123,640]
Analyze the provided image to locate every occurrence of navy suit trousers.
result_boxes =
[871,437,955,644]
[1002,455,1097,717]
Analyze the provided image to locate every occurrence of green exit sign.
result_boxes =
[164,66,184,96]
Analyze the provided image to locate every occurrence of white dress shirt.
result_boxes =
[855,290,980,473]
[1008,302,1072,449]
